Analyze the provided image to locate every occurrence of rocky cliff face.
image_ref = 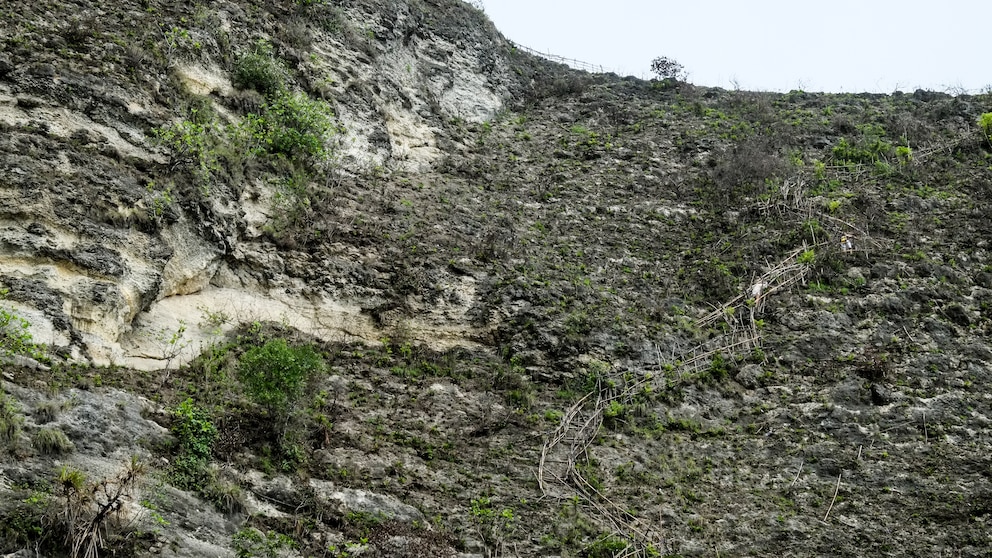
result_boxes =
[1,1,991,557]
[0,0,521,369]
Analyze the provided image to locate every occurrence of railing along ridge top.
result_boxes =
[509,41,617,74]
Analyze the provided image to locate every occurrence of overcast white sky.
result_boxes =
[477,1,990,94]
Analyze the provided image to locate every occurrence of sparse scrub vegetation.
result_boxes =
[979,112,992,147]
[50,459,147,558]
[0,289,46,361]
[153,111,220,192]
[32,427,73,455]
[0,392,24,446]
[705,136,787,206]
[34,401,62,424]
[233,40,286,96]
[469,496,517,556]
[153,53,339,245]
[233,527,295,558]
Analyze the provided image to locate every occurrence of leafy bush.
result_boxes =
[240,91,338,162]
[708,353,731,382]
[233,527,294,558]
[0,289,46,361]
[153,113,219,190]
[32,427,73,455]
[831,125,894,165]
[172,399,216,461]
[233,40,286,97]
[980,112,992,135]
[603,400,626,418]
[0,487,48,551]
[469,497,516,555]
[170,399,216,489]
[895,145,913,163]
[979,112,992,145]
[602,399,627,430]
[238,338,324,417]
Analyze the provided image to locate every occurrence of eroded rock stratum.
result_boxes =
[0,0,517,369]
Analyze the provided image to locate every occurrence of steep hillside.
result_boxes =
[0,1,991,557]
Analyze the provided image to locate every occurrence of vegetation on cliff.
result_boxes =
[0,0,991,557]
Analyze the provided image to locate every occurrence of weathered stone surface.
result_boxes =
[309,479,425,524]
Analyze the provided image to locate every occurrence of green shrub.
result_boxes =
[831,130,894,165]
[797,249,816,265]
[153,114,219,191]
[170,399,216,489]
[0,308,36,356]
[57,465,87,492]
[32,427,73,455]
[603,400,625,418]
[980,112,992,144]
[895,145,913,163]
[0,488,48,549]
[238,338,324,417]
[172,399,217,461]
[602,399,628,430]
[469,496,516,553]
[0,290,46,361]
[233,528,294,558]
[240,91,338,162]
[708,353,730,382]
[233,40,286,97]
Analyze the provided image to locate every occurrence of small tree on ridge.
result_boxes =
[650,56,686,82]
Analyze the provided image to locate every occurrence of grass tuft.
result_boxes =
[33,427,73,455]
